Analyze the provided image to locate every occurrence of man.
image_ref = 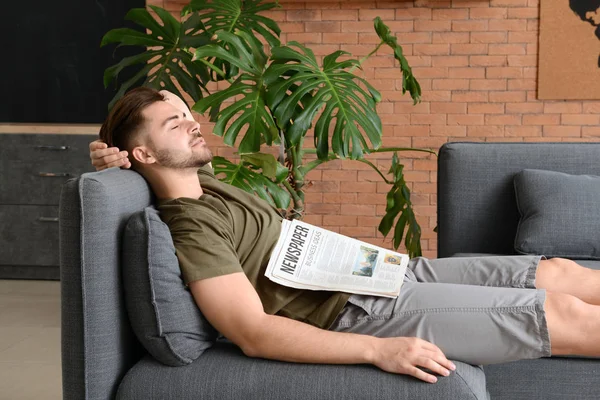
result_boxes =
[91,87,600,384]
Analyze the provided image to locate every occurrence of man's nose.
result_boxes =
[186,120,201,134]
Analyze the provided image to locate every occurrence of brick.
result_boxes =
[310,44,342,56]
[305,203,340,215]
[582,127,600,137]
[543,126,581,137]
[430,102,467,113]
[470,79,507,90]
[394,101,431,113]
[508,7,539,18]
[414,44,450,55]
[491,0,528,6]
[452,91,489,102]
[340,226,377,238]
[393,125,430,137]
[287,33,322,43]
[432,78,470,90]
[485,114,522,125]
[287,10,321,21]
[508,32,538,43]
[307,181,340,193]
[362,56,395,68]
[301,215,322,226]
[544,103,583,113]
[433,32,470,43]
[471,32,508,44]
[448,114,485,125]
[470,56,508,66]
[411,114,447,125]
[359,33,383,44]
[507,55,537,66]
[489,91,527,102]
[396,8,433,20]
[306,21,340,33]
[583,102,600,113]
[432,9,470,19]
[508,78,536,90]
[523,114,560,125]
[341,204,377,215]
[452,20,489,32]
[562,114,600,125]
[422,90,453,101]
[278,22,305,33]
[486,67,523,78]
[431,125,468,136]
[451,43,488,55]
[380,113,411,125]
[322,9,358,20]
[323,33,357,44]
[489,44,527,55]
[323,215,357,226]
[449,67,486,78]
[359,9,395,20]
[304,192,323,204]
[469,7,508,19]
[341,21,377,33]
[415,20,452,32]
[431,56,470,67]
[340,182,377,193]
[505,125,542,136]
[410,67,448,79]
[526,43,538,54]
[506,102,544,113]
[467,125,505,136]
[489,20,528,31]
[322,170,358,181]
[397,32,432,43]
[468,103,505,113]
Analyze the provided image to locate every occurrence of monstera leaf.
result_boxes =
[212,155,290,209]
[374,17,421,105]
[183,0,281,81]
[102,6,211,109]
[264,43,383,160]
[378,153,421,258]
[183,0,281,47]
[192,31,279,154]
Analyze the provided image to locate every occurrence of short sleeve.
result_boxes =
[167,209,243,284]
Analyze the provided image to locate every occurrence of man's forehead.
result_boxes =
[143,100,182,123]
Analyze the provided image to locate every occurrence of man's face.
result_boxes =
[139,100,213,169]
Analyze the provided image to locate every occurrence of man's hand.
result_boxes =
[371,337,456,383]
[89,140,131,171]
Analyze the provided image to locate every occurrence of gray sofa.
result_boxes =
[59,141,600,400]
[59,168,487,400]
[438,142,600,399]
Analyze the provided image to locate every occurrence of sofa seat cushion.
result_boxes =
[117,342,489,400]
[122,206,219,367]
[514,169,600,259]
[485,357,600,400]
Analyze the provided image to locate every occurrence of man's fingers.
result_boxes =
[105,158,130,169]
[89,140,107,152]
[419,357,451,378]
[406,365,438,384]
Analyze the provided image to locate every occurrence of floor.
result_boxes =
[0,280,62,400]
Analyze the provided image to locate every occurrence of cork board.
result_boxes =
[538,0,600,99]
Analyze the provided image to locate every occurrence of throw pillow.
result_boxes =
[514,169,600,259]
[122,206,219,366]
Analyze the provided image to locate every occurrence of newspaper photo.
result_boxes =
[265,220,409,298]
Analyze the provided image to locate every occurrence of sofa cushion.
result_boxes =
[122,206,219,367]
[514,169,600,259]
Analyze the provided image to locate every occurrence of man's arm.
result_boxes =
[189,272,456,383]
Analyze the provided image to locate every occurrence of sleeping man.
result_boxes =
[90,87,600,384]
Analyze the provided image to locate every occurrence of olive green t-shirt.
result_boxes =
[157,168,350,330]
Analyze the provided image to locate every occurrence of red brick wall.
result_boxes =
[153,0,600,258]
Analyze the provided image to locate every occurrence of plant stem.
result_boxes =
[356,159,393,185]
[350,41,384,73]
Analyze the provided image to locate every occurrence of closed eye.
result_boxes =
[171,125,179,130]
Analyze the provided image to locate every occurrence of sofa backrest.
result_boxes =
[60,168,153,400]
[437,142,600,258]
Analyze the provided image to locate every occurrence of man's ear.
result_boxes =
[131,145,156,165]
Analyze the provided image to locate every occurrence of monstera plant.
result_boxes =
[101,0,434,257]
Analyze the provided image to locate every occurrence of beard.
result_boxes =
[152,135,214,169]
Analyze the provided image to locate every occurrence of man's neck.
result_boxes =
[146,168,204,200]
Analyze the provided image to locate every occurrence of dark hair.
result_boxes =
[570,0,600,20]
[99,87,165,153]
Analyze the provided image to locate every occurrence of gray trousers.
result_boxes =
[330,255,552,366]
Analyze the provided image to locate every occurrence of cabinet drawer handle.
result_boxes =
[38,172,72,177]
[38,217,59,223]
[35,145,70,151]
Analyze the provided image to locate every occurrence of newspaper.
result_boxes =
[265,220,409,298]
